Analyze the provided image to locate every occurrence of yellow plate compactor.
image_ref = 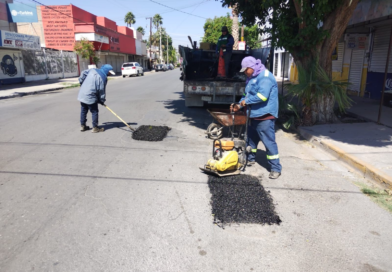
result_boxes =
[200,137,250,177]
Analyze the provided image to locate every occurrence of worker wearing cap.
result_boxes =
[216,26,234,78]
[78,64,115,133]
[230,56,282,179]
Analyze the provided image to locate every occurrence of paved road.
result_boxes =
[0,70,391,272]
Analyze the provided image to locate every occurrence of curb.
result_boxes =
[0,87,67,100]
[297,127,392,189]
[0,73,145,101]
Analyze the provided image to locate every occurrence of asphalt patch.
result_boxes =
[208,174,281,228]
[132,125,171,141]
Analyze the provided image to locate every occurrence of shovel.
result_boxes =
[103,104,135,132]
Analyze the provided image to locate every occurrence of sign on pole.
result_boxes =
[238,41,246,51]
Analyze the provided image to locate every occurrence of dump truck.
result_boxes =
[179,45,270,107]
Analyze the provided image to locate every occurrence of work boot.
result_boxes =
[269,171,281,179]
[247,161,256,166]
[80,125,90,132]
[91,127,105,133]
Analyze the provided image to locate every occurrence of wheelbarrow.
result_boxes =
[206,108,247,140]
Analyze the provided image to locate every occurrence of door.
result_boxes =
[348,49,365,94]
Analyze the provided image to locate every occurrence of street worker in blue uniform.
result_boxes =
[77,64,115,133]
[216,26,234,78]
[230,56,282,179]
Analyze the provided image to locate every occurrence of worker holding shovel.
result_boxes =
[231,56,282,179]
[77,64,115,133]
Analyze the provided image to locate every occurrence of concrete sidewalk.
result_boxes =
[298,122,392,189]
[0,71,155,100]
[347,96,392,128]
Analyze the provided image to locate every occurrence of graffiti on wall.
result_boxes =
[1,55,18,77]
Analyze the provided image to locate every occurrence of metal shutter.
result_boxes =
[348,49,365,93]
[369,24,392,73]
[273,53,278,76]
[332,42,344,72]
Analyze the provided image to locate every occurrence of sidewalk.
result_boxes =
[347,96,392,128]
[298,122,392,189]
[0,71,155,100]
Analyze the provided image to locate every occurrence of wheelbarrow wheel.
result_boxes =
[206,123,223,139]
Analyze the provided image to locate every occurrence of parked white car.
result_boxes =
[121,62,144,77]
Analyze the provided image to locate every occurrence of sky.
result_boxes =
[15,0,233,49]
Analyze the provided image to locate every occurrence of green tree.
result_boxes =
[124,12,136,27]
[150,28,177,64]
[202,14,232,44]
[137,26,145,36]
[202,15,260,49]
[74,38,99,65]
[153,14,163,30]
[220,0,360,124]
[241,24,261,49]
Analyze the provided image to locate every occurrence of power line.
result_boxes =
[149,0,207,19]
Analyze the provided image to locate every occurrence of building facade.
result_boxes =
[289,0,392,101]
[17,4,147,75]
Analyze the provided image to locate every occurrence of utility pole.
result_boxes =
[167,35,168,64]
[159,27,162,63]
[146,17,152,69]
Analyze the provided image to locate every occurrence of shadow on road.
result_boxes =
[160,92,212,131]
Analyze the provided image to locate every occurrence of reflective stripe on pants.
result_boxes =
[246,119,282,172]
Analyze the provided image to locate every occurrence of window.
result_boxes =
[122,63,134,67]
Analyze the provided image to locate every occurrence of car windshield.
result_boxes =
[123,63,134,67]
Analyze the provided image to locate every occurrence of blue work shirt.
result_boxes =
[239,69,279,118]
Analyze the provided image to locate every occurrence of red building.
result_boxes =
[40,5,136,73]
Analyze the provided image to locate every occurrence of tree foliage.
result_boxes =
[220,0,359,70]
[74,38,99,65]
[202,15,260,49]
[220,0,360,124]
[124,11,136,27]
[137,26,145,36]
[202,14,232,44]
[149,28,176,64]
[241,24,261,49]
[153,14,163,30]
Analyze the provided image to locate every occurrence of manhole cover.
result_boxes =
[132,125,171,141]
[208,174,281,227]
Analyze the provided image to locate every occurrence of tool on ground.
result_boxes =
[199,106,252,177]
[103,104,135,132]
[200,107,251,177]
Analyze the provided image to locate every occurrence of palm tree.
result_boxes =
[124,12,136,27]
[137,26,145,36]
[153,14,163,30]
[231,5,239,50]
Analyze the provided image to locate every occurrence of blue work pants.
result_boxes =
[80,102,99,128]
[247,119,282,173]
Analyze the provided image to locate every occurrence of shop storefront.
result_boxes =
[0,30,40,85]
